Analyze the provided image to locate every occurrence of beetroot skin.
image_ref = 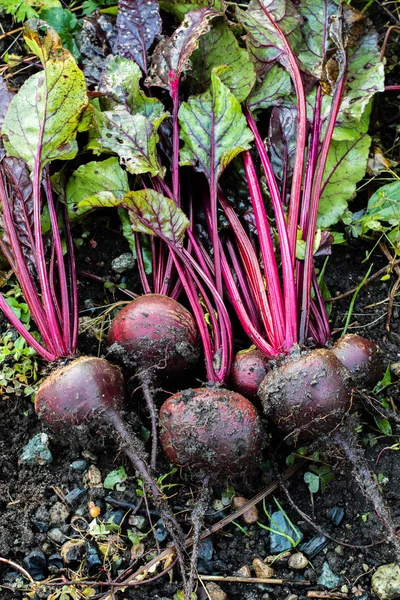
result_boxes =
[331,334,386,388]
[35,357,125,433]
[230,347,270,400]
[108,294,199,375]
[159,387,263,475]
[258,349,353,439]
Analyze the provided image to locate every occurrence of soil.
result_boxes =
[1,2,400,600]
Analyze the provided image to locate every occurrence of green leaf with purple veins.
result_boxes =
[190,20,256,103]
[317,134,371,228]
[98,55,167,126]
[2,20,88,171]
[95,109,166,177]
[178,67,253,182]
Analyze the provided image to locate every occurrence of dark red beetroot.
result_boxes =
[258,349,353,439]
[35,357,125,433]
[331,334,386,388]
[35,356,167,501]
[159,387,262,475]
[230,347,270,400]
[108,294,199,376]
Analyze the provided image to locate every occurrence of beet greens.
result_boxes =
[0,21,88,361]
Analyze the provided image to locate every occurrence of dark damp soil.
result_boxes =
[1,3,400,600]
[1,222,400,600]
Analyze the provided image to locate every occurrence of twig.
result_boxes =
[307,593,348,599]
[375,0,400,25]
[386,273,400,332]
[330,258,400,302]
[197,574,311,586]
[0,27,23,40]
[378,242,400,276]
[380,25,400,60]
[0,557,35,584]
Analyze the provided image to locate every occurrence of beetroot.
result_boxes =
[258,349,353,439]
[159,387,262,475]
[35,357,125,433]
[230,347,270,400]
[331,334,386,388]
[108,294,199,376]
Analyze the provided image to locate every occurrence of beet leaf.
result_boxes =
[149,7,219,90]
[179,66,253,294]
[114,0,161,75]
[190,19,256,103]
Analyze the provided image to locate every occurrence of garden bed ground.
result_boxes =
[1,229,400,600]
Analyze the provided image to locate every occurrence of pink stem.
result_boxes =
[258,5,307,263]
[242,151,285,348]
[299,75,347,343]
[0,171,55,352]
[32,155,64,355]
[245,110,297,348]
[135,234,152,294]
[218,193,277,347]
[45,171,71,352]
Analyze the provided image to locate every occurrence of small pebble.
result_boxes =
[362,563,369,572]
[154,519,168,542]
[85,540,102,574]
[84,465,102,488]
[48,553,63,571]
[236,565,251,577]
[330,506,344,526]
[317,561,339,589]
[49,502,70,525]
[111,253,135,273]
[341,585,349,593]
[128,515,147,531]
[372,564,400,600]
[334,545,344,556]
[20,433,53,466]
[205,582,227,600]
[70,460,88,472]
[48,528,66,544]
[82,450,97,462]
[285,595,298,600]
[65,488,86,506]
[288,552,308,570]
[198,539,214,562]
[252,558,274,579]
[232,496,259,524]
[261,595,271,600]
[300,534,328,558]
[23,549,47,580]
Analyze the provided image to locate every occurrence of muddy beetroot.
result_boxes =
[108,293,199,376]
[159,387,262,475]
[230,347,270,400]
[258,349,353,439]
[331,334,386,388]
[35,357,125,433]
